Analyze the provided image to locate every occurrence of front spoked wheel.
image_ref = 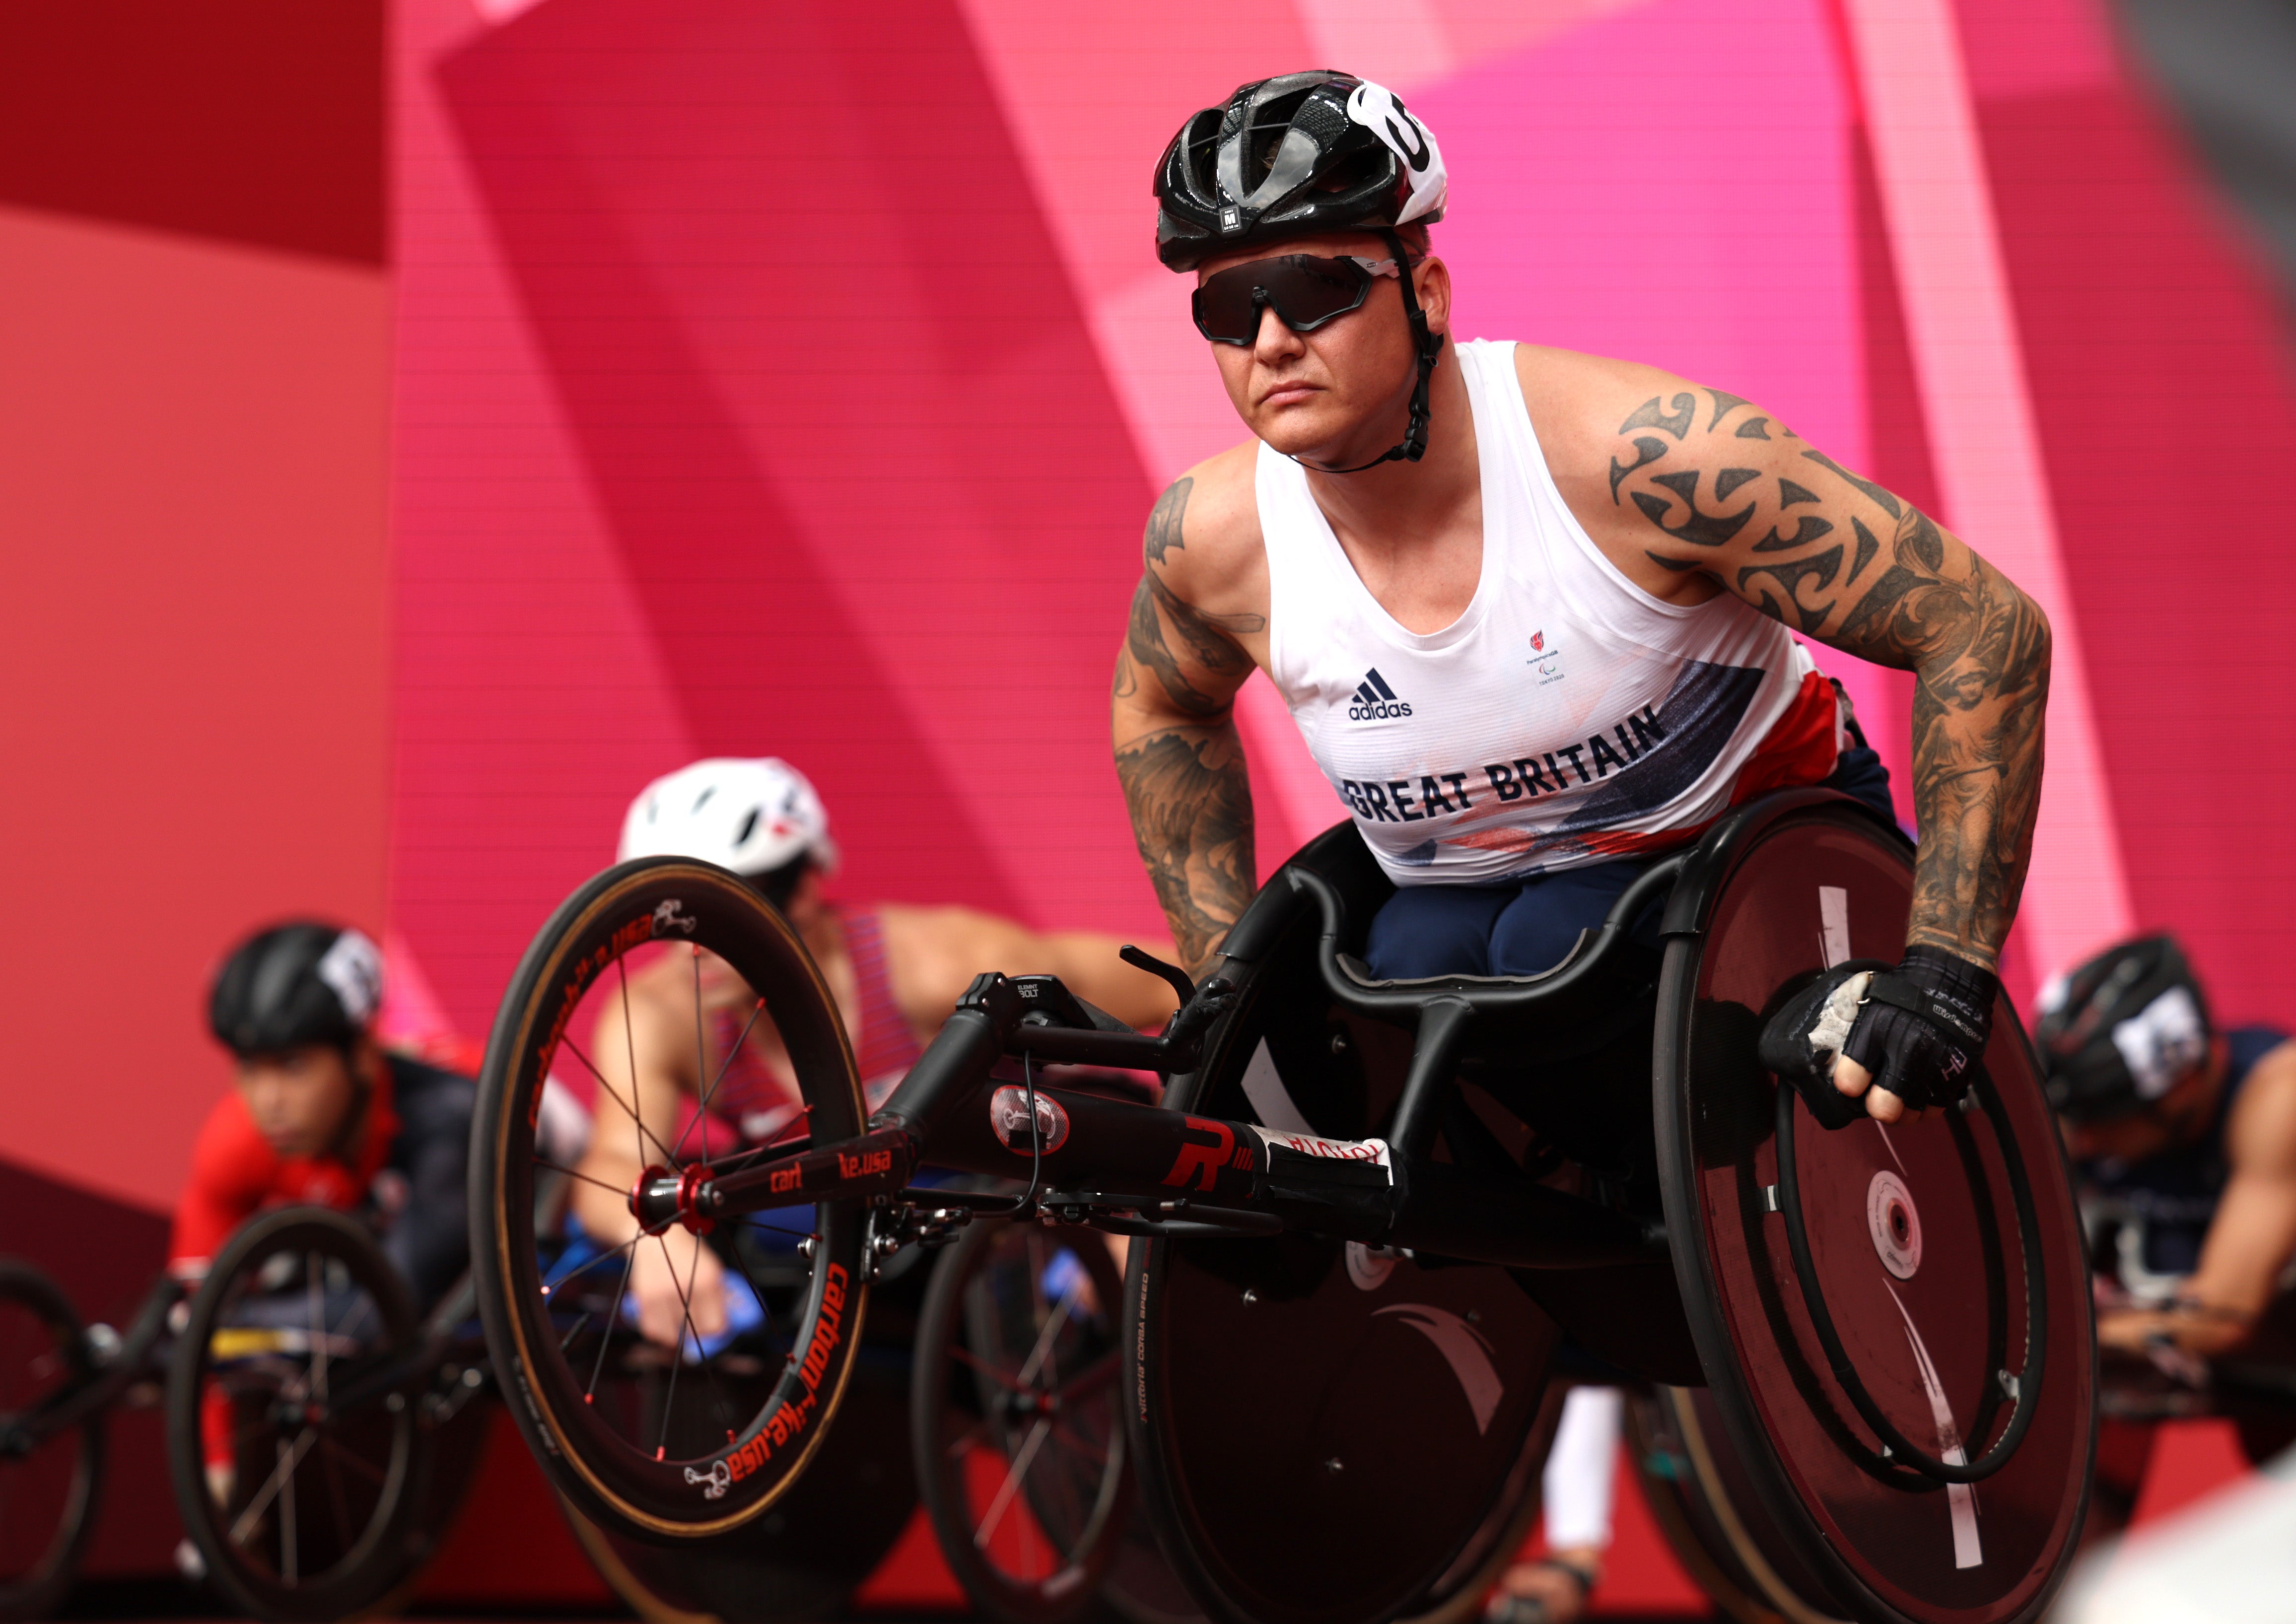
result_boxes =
[164,1208,427,1622]
[912,1215,1129,1624]
[472,858,872,1540]
[0,1259,105,1621]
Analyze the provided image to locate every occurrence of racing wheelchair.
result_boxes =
[471,789,2098,1624]
[0,1209,489,1623]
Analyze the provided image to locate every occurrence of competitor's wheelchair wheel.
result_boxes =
[165,1207,428,1622]
[1628,1386,1847,1624]
[1654,793,2095,1624]
[0,1259,105,1622]
[912,1213,1130,1624]
[552,1252,924,1624]
[1127,829,1561,1624]
[473,858,873,1542]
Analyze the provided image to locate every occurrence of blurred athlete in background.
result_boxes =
[172,922,475,1309]
[570,757,1182,1348]
[1486,1387,1621,1624]
[171,923,476,1503]
[2037,933,2296,1513]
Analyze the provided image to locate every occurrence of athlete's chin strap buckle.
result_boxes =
[1300,226,1446,475]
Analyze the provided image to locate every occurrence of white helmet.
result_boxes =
[618,758,839,879]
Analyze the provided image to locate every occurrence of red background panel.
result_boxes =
[0,207,392,1210]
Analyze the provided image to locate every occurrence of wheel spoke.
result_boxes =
[1048,1417,1111,1467]
[942,1412,998,1463]
[315,1432,390,1489]
[617,954,647,1175]
[544,1232,642,1298]
[686,948,714,1172]
[533,1158,639,1200]
[306,1255,329,1407]
[586,1244,641,1405]
[278,1434,298,1586]
[652,1235,688,1458]
[229,1425,317,1550]
[559,1034,680,1168]
[557,1308,596,1355]
[974,1417,1052,1551]
[678,996,767,1163]
[1047,1349,1121,1403]
[1014,1273,1085,1390]
[949,1343,1029,1396]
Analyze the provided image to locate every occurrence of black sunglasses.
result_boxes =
[1191,254,1403,345]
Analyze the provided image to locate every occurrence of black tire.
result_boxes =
[913,1215,1130,1624]
[0,1259,105,1622]
[1627,1387,1849,1624]
[471,858,873,1541]
[165,1207,429,1622]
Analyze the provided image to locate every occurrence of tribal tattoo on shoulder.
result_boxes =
[1606,387,2052,966]
[1112,475,1262,972]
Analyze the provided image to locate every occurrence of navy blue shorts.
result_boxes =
[1362,747,1898,981]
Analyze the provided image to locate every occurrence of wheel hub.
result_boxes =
[1866,1169,1922,1280]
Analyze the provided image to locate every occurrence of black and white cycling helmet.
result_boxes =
[1154,71,1447,272]
[209,922,385,1057]
[619,757,839,906]
[2033,933,2214,1122]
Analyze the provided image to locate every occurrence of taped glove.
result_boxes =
[1760,947,1997,1125]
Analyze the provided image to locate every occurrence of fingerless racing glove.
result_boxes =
[1760,946,1998,1124]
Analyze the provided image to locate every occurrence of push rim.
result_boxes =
[0,1260,105,1622]
[165,1207,424,1621]
[913,1213,1130,1624]
[472,858,871,1539]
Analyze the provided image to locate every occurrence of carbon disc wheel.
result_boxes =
[1128,835,1561,1624]
[0,1259,105,1622]
[472,858,872,1541]
[1654,795,2095,1624]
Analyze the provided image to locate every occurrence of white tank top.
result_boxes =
[1259,338,1842,887]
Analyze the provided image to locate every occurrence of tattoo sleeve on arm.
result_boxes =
[1824,501,2051,965]
[1115,724,1255,974]
[1610,390,2052,966]
[1113,475,1264,972]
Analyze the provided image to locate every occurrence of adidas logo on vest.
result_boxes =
[1346,669,1413,722]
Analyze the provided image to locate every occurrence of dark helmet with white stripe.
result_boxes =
[1154,71,1448,272]
[209,922,385,1058]
[2033,933,2214,1122]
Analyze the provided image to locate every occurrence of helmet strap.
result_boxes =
[1296,228,1446,475]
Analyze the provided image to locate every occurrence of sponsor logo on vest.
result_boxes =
[1346,668,1413,721]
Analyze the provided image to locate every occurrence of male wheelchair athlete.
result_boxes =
[471,788,2097,1624]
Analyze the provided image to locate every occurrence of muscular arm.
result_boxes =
[1112,471,1266,974]
[2119,1046,2296,1356]
[880,906,1184,1035]
[1600,382,2051,967]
